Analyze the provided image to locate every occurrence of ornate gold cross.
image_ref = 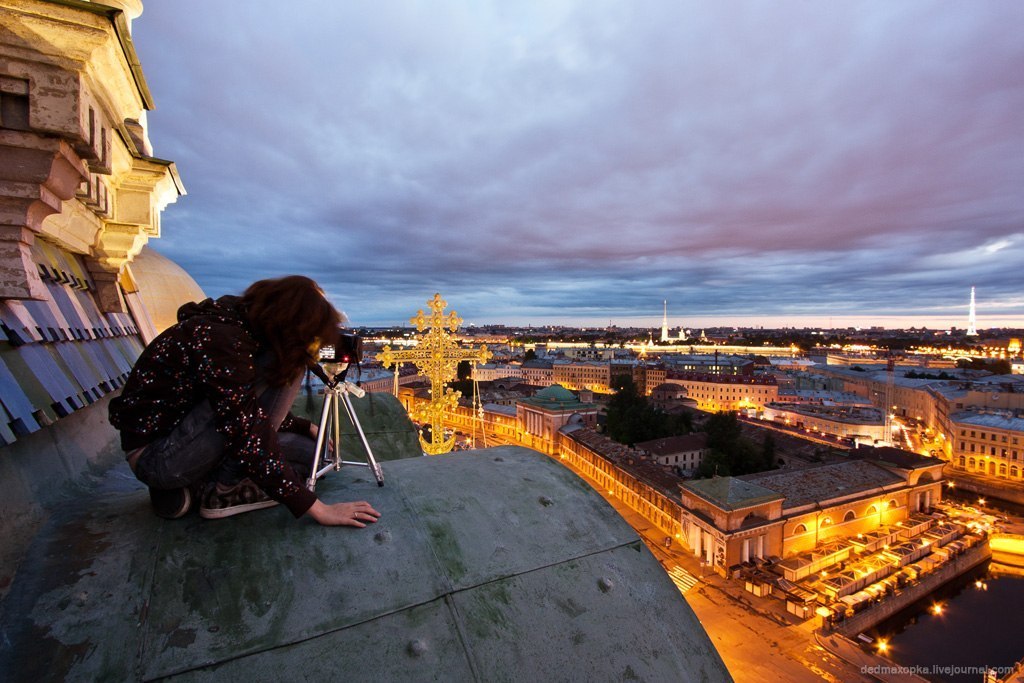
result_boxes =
[379,293,491,454]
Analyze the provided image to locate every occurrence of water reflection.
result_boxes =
[869,562,1024,683]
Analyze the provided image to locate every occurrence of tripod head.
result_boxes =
[313,328,363,387]
[309,360,350,388]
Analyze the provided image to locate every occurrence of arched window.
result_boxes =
[820,517,832,528]
[999,463,1007,476]
[844,510,856,522]
[1012,466,1020,479]
[794,523,807,534]
[969,458,976,469]
[958,456,966,467]
[867,505,878,516]
[888,500,898,510]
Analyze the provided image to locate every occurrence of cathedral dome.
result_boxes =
[129,246,205,334]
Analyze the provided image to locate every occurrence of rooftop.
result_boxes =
[518,384,594,411]
[634,432,708,456]
[0,443,730,681]
[681,477,784,512]
[741,460,904,510]
[952,410,1024,431]
[852,445,943,471]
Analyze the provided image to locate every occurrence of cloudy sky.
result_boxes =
[133,1,1023,329]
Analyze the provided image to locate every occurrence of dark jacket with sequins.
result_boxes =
[109,296,317,517]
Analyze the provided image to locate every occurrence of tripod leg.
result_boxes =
[332,387,342,471]
[307,391,334,491]
[340,391,384,486]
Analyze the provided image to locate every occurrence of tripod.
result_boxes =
[305,362,384,491]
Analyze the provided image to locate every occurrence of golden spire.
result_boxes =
[379,293,491,454]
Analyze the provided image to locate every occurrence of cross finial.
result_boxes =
[379,293,490,455]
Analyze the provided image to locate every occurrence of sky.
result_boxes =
[132,1,1024,330]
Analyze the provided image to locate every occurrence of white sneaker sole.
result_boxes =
[199,499,279,519]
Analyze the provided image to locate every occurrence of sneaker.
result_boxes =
[199,478,279,519]
[149,486,192,520]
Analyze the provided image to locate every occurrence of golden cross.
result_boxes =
[380,293,491,454]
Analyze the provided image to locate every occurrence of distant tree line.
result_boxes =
[956,358,1012,375]
[904,370,956,380]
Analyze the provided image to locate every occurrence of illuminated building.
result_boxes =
[679,447,945,575]
[950,410,1024,483]
[664,372,779,412]
[471,362,524,382]
[552,360,611,393]
[515,385,597,455]
[760,402,886,443]
[634,433,710,475]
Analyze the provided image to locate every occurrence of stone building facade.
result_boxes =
[0,0,189,446]
[679,448,945,576]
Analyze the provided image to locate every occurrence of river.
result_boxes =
[868,560,1023,682]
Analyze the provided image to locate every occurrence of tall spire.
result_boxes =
[967,286,978,336]
[660,300,669,342]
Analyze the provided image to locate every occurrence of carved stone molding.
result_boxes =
[0,132,89,299]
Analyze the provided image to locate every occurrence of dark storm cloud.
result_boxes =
[134,0,1024,327]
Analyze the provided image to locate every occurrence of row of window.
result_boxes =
[791,501,899,534]
[959,428,1020,445]
[957,457,1022,479]
[959,442,1020,459]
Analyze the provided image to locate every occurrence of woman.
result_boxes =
[110,275,381,527]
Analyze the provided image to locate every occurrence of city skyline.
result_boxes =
[134,1,1024,329]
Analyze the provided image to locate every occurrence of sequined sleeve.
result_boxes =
[192,322,317,517]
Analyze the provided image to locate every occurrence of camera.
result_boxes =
[318,330,363,365]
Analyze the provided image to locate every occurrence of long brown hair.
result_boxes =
[242,275,343,385]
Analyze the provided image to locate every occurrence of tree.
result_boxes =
[760,432,777,471]
[524,348,537,362]
[705,411,742,453]
[692,410,775,478]
[957,358,1012,375]
[605,377,691,446]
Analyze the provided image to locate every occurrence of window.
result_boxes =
[958,456,966,467]
[969,458,976,468]
[844,510,856,522]
[888,500,898,510]
[793,524,807,534]
[1012,466,1020,478]
[867,505,878,516]
[820,517,832,528]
